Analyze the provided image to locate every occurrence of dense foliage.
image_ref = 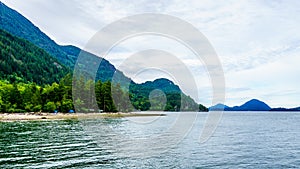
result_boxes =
[0,74,125,113]
[0,74,208,113]
[0,76,70,113]
[0,29,69,84]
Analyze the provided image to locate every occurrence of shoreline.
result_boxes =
[0,112,166,122]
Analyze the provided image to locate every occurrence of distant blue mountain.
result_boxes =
[210,99,272,111]
[209,104,229,111]
[229,99,271,111]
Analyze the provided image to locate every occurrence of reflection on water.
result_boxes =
[1,112,300,168]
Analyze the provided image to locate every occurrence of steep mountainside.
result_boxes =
[0,2,129,83]
[0,2,75,66]
[0,29,68,84]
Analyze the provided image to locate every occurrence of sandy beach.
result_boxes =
[0,112,166,122]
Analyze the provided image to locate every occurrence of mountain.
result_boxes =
[209,103,229,111]
[133,78,181,93]
[0,2,129,83]
[210,99,271,111]
[129,78,201,111]
[229,99,271,111]
[0,29,68,84]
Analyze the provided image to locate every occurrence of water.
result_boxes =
[0,112,299,168]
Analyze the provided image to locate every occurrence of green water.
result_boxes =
[1,112,300,168]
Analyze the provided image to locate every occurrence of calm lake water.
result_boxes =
[0,112,299,168]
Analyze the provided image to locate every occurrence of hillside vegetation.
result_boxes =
[0,29,68,84]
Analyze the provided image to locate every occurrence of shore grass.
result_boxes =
[0,112,166,122]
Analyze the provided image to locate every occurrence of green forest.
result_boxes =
[0,29,68,84]
[0,74,122,113]
[0,74,208,113]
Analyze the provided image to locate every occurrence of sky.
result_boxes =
[2,0,300,108]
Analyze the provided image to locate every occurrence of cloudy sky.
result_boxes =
[2,0,300,108]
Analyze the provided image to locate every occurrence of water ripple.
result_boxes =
[0,112,299,168]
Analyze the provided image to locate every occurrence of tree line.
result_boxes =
[0,74,126,113]
[0,74,208,113]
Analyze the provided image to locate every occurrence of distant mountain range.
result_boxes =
[210,99,300,111]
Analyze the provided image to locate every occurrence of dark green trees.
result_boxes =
[128,78,206,112]
[199,104,209,112]
[0,76,208,113]
[0,29,68,84]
